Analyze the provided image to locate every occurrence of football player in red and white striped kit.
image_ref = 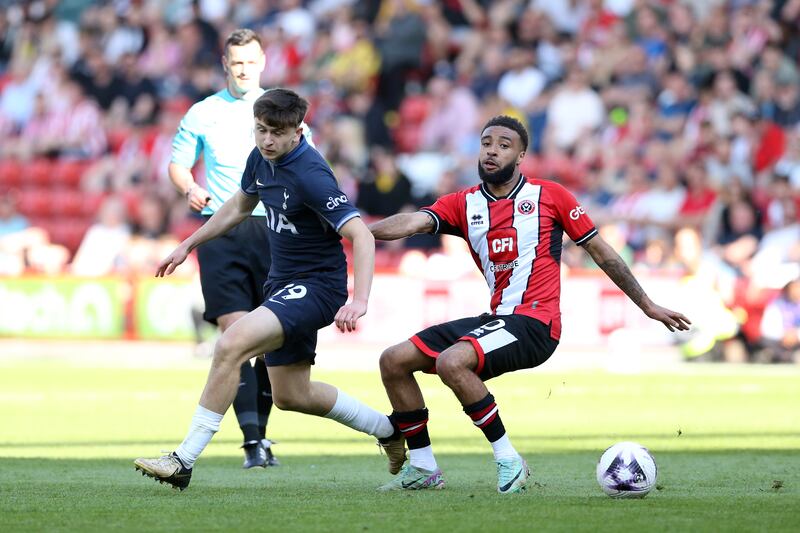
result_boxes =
[370,115,691,493]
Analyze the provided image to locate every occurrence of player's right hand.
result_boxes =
[334,300,367,333]
[156,245,190,277]
[187,185,211,213]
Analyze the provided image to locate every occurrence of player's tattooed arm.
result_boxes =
[368,212,435,240]
[583,236,647,307]
[582,234,691,332]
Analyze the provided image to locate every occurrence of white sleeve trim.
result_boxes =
[335,211,361,232]
[419,208,440,234]
[574,227,598,246]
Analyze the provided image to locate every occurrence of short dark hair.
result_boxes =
[224,28,261,56]
[482,115,529,151]
[253,88,308,129]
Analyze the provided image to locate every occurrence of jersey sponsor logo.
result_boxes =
[517,200,535,215]
[487,228,518,265]
[265,206,299,234]
[470,213,485,226]
[325,194,349,210]
[468,319,506,337]
[569,205,586,220]
[492,237,514,253]
[490,260,518,272]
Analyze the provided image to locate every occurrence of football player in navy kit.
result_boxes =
[134,89,403,490]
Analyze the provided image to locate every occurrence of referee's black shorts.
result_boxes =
[197,215,270,324]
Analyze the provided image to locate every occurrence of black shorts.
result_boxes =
[410,314,559,381]
[261,277,347,367]
[197,216,270,324]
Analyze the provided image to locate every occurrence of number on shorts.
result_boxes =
[270,283,307,302]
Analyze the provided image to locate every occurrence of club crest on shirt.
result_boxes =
[517,200,535,215]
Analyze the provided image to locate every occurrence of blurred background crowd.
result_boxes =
[0,0,799,362]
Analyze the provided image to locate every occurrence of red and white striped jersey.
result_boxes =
[421,176,597,340]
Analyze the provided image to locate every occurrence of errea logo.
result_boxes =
[470,214,484,226]
[569,205,586,220]
[326,194,348,210]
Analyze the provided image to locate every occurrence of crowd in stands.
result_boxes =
[1,0,799,362]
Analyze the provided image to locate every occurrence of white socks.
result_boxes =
[409,445,438,472]
[174,405,224,468]
[490,434,518,461]
[324,388,394,439]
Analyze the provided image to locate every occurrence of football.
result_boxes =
[596,441,658,498]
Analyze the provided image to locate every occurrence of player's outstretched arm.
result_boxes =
[155,190,259,277]
[335,216,375,332]
[582,235,691,332]
[369,212,435,241]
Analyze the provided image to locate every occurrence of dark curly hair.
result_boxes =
[481,115,529,151]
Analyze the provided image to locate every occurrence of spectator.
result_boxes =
[357,146,414,218]
[70,196,131,276]
[546,67,604,149]
[497,47,546,112]
[678,163,717,228]
[759,278,800,363]
[0,192,68,275]
[124,194,178,275]
[0,61,37,129]
[765,173,800,230]
[419,62,480,154]
[373,0,426,112]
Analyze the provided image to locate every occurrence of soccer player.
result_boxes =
[369,115,691,493]
[134,88,404,490]
[168,29,312,468]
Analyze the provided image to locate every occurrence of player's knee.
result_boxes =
[272,389,305,412]
[379,345,408,379]
[435,352,468,383]
[212,336,243,366]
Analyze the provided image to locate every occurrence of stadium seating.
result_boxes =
[52,160,90,188]
[0,159,23,188]
[28,159,54,187]
[17,189,52,218]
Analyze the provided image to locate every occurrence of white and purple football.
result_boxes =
[596,441,657,498]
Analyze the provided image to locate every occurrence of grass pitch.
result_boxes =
[1,359,799,532]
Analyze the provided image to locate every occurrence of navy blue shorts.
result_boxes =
[261,276,347,366]
[410,314,558,381]
[196,216,270,324]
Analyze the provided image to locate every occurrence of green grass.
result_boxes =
[1,361,799,532]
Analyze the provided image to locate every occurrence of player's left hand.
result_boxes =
[335,300,367,333]
[643,303,691,332]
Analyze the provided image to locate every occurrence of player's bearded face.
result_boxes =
[478,159,517,185]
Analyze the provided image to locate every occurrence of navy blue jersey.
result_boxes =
[241,136,359,283]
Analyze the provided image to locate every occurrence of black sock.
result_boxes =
[392,408,430,449]
[233,361,261,443]
[463,393,506,443]
[378,413,401,443]
[254,357,273,439]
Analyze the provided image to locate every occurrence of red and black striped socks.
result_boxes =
[464,393,506,443]
[392,408,431,449]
